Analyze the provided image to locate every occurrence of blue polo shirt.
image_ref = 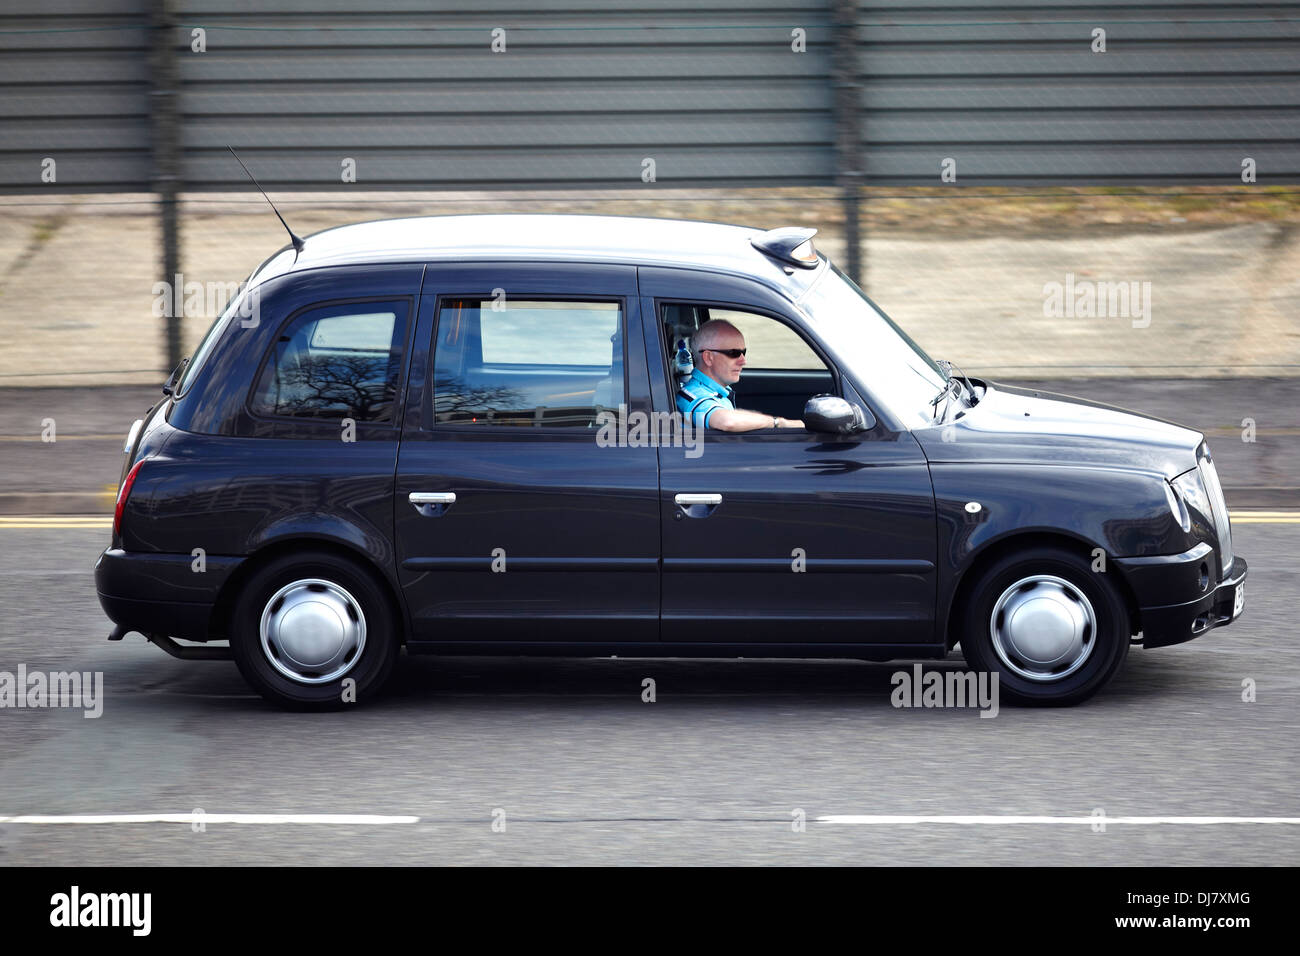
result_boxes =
[676,368,734,429]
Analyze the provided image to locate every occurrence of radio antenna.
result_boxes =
[226,146,304,255]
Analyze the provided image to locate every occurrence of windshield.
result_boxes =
[797,263,950,428]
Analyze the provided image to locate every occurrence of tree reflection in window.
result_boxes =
[433,376,527,424]
[251,305,406,423]
[431,298,623,428]
[267,350,397,421]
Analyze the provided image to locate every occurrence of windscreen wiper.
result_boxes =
[929,376,958,421]
[945,359,978,407]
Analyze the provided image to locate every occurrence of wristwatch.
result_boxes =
[771,416,779,428]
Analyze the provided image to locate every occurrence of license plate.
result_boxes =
[1233,583,1245,619]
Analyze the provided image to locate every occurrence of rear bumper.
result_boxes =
[1115,545,1248,649]
[95,548,241,642]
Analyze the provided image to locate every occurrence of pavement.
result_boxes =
[0,377,1294,514]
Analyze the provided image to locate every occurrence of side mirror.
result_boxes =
[803,394,872,434]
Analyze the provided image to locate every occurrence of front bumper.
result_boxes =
[95,548,241,642]
[1115,545,1248,649]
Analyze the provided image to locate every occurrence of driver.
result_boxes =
[676,319,805,432]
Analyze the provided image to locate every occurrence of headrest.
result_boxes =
[673,337,694,377]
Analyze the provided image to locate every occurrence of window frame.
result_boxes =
[428,292,632,436]
[244,295,415,430]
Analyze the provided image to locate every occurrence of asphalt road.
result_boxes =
[0,522,1295,866]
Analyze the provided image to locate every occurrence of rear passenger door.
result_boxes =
[395,263,661,647]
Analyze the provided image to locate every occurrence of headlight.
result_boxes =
[1170,467,1209,533]
[1169,442,1235,578]
[1198,443,1233,574]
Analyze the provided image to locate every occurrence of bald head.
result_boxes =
[691,319,747,386]
[692,319,741,358]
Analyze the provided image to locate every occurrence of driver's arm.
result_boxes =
[708,407,804,432]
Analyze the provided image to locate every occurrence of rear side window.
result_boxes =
[433,298,623,427]
[250,300,410,422]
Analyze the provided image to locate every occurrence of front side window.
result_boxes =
[661,302,834,432]
[250,299,409,422]
[704,308,828,371]
[433,298,624,427]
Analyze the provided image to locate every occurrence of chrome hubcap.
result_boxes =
[989,574,1096,682]
[259,578,366,684]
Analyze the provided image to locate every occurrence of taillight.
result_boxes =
[114,459,144,538]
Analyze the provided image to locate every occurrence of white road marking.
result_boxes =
[818,815,1300,825]
[0,813,419,825]
[3,813,1297,827]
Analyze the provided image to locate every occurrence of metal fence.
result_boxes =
[3,0,1298,192]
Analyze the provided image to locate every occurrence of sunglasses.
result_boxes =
[702,347,747,358]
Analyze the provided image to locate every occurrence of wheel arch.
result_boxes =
[209,536,408,645]
[943,530,1140,651]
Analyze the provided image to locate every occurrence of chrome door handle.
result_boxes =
[409,491,456,516]
[674,493,721,518]
[674,494,721,506]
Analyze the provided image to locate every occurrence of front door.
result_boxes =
[643,269,937,649]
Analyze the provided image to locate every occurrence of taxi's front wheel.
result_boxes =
[230,550,399,710]
[958,546,1129,706]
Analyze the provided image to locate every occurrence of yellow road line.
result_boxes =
[0,517,111,528]
[0,434,125,442]
[1231,511,1300,523]
[0,525,110,530]
[0,516,109,522]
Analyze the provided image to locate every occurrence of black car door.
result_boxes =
[394,262,661,647]
[642,266,938,649]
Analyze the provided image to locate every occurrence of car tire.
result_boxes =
[958,546,1129,706]
[230,550,400,710]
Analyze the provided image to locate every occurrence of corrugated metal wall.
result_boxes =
[177,0,835,189]
[0,0,152,190]
[1,0,1297,191]
[857,1,1300,184]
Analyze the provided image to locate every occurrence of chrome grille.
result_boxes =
[1199,451,1233,577]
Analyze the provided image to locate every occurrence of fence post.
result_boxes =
[150,0,182,373]
[831,0,863,285]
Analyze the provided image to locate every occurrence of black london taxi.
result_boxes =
[96,214,1247,709]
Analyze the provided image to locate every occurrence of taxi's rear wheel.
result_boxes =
[959,546,1129,706]
[231,550,399,710]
